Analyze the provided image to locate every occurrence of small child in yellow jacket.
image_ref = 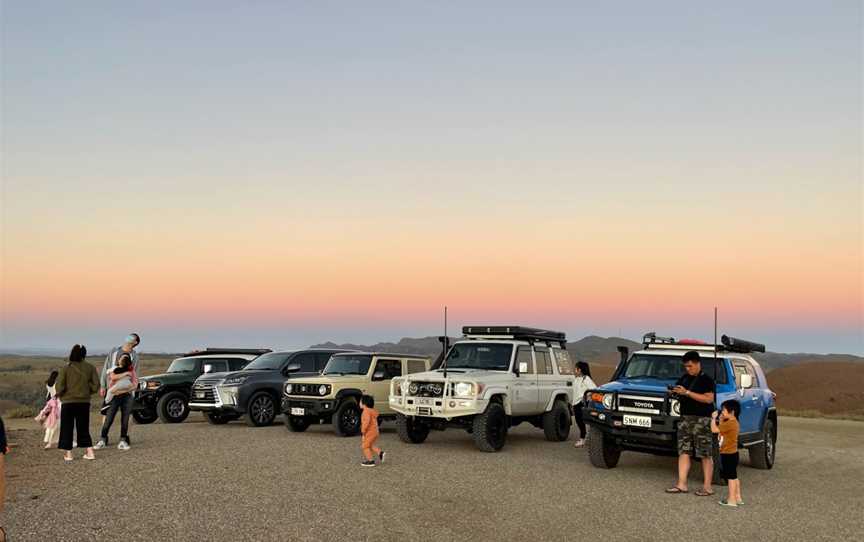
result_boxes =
[360,395,385,467]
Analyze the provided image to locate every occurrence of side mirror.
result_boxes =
[372,370,386,381]
[519,362,529,374]
[203,364,213,374]
[740,373,753,389]
[285,363,302,374]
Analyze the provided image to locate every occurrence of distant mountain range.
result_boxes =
[311,335,862,371]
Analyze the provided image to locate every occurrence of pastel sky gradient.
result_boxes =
[2,1,862,354]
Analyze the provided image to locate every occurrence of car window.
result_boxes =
[535,348,552,375]
[553,349,574,375]
[407,359,426,374]
[314,353,333,372]
[228,358,248,371]
[516,347,534,374]
[375,359,402,379]
[733,363,748,388]
[202,360,229,373]
[292,353,317,373]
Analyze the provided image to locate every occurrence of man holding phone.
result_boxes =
[666,350,715,496]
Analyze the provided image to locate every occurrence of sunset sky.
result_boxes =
[2,1,862,354]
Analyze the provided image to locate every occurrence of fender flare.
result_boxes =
[335,388,364,406]
[481,387,511,415]
[543,389,573,412]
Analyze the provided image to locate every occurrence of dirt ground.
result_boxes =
[2,415,862,541]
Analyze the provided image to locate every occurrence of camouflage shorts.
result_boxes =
[677,416,713,458]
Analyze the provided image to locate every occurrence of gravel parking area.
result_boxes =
[4,416,863,541]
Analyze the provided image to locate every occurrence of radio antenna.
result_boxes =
[443,306,448,379]
[713,307,719,405]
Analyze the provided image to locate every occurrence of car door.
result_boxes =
[533,347,555,411]
[369,358,402,414]
[732,361,759,434]
[511,346,539,415]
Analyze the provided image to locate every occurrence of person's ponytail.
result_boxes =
[68,344,88,363]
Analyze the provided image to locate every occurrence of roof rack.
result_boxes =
[182,348,272,358]
[642,332,765,353]
[462,326,566,345]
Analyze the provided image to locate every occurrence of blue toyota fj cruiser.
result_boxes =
[583,333,777,472]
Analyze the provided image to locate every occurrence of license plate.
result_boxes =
[416,398,433,406]
[195,392,205,399]
[623,415,652,428]
[290,408,305,416]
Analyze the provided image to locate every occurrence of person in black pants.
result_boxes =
[98,394,133,450]
[55,344,100,462]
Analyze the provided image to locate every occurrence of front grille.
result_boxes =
[191,384,217,404]
[617,394,665,415]
[290,384,323,396]
[407,381,444,398]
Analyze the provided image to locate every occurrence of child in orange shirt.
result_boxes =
[360,395,385,467]
[711,399,742,507]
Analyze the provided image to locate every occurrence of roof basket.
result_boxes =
[183,348,272,357]
[462,326,566,344]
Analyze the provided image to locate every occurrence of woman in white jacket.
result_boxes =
[572,361,596,448]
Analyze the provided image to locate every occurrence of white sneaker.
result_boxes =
[93,440,106,450]
[118,441,130,451]
[573,439,585,448]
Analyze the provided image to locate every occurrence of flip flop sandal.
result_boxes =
[695,489,715,497]
[665,487,688,494]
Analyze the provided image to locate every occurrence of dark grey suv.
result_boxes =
[188,349,351,426]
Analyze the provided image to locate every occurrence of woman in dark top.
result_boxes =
[55,344,100,462]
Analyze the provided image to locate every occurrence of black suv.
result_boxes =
[132,349,268,424]
[188,349,351,426]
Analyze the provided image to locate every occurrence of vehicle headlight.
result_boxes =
[601,394,614,409]
[285,383,293,394]
[139,381,147,390]
[408,382,419,395]
[670,399,681,417]
[453,382,474,398]
[223,376,248,386]
[146,381,161,390]
[318,384,329,396]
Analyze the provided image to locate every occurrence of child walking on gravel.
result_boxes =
[712,400,743,507]
[360,395,385,467]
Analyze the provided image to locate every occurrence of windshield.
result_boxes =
[622,354,727,384]
[243,352,291,371]
[167,358,198,373]
[445,343,513,371]
[323,355,372,375]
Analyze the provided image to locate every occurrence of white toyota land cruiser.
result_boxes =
[389,326,575,452]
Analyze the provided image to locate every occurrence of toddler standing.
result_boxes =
[359,395,385,467]
[711,399,743,507]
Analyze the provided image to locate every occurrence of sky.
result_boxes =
[1,1,862,354]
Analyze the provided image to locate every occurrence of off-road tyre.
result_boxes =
[472,401,508,452]
[334,398,361,436]
[131,408,158,424]
[542,399,572,442]
[396,413,430,444]
[587,427,621,468]
[285,415,311,432]
[206,412,232,425]
[157,391,190,424]
[750,418,776,470]
[245,392,278,427]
